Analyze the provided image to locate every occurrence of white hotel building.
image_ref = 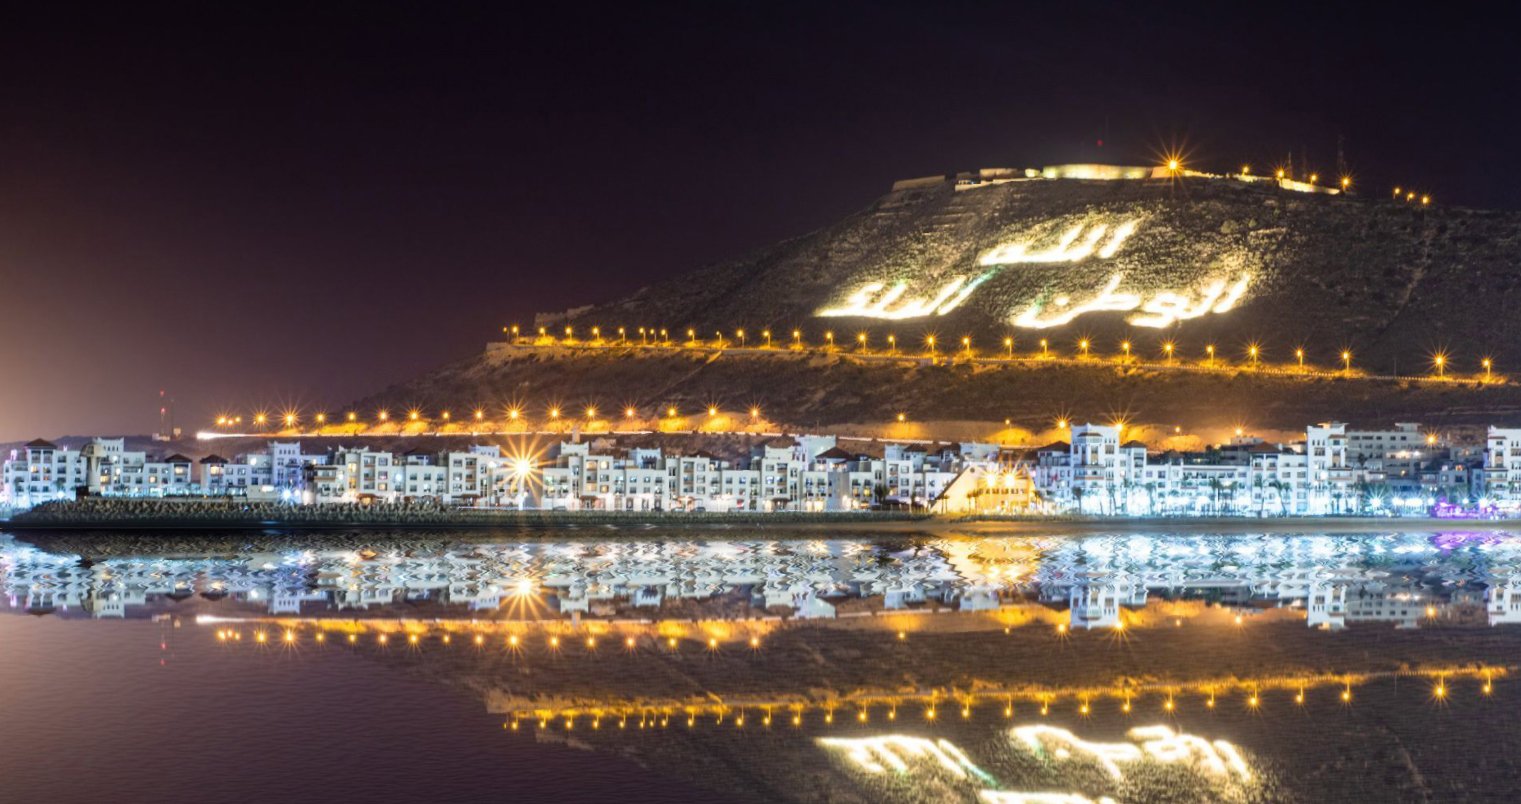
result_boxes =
[1025,421,1482,516]
[6,422,1521,516]
[532,436,967,512]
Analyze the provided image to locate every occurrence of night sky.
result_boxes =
[2,3,1516,440]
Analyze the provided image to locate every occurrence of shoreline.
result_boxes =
[5,512,1521,535]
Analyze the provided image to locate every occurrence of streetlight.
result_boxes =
[1421,195,1431,206]
[1040,338,1049,356]
[1162,341,1175,363]
[1340,176,1351,191]
[1309,173,1319,184]
[750,406,760,419]
[625,406,636,419]
[825,331,835,348]
[1295,347,1305,369]
[1206,344,1216,366]
[857,332,867,352]
[1484,357,1494,380]
[762,329,772,347]
[1433,353,1446,378]
[549,406,560,420]
[565,325,574,340]
[1241,164,1250,176]
[1341,350,1352,373]
[1120,340,1131,360]
[585,405,598,420]
[591,326,601,342]
[925,335,936,356]
[686,328,696,345]
[1248,343,1260,367]
[1275,168,1286,180]
[1393,186,1401,199]
[887,334,897,353]
[961,336,971,355]
[792,329,802,348]
[1078,338,1090,357]
[1004,336,1014,358]
[736,329,745,347]
[618,326,626,344]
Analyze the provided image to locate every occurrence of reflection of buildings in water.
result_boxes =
[6,532,1521,628]
[1489,576,1521,624]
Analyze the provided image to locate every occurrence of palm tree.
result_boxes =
[1269,479,1289,517]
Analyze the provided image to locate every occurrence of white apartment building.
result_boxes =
[69,438,195,499]
[331,447,398,499]
[1481,427,1521,507]
[3,439,85,507]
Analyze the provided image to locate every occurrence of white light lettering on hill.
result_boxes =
[978,220,1140,265]
[1012,272,1251,329]
[814,215,1254,328]
[817,273,993,319]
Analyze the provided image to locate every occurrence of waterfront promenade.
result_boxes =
[9,497,1521,534]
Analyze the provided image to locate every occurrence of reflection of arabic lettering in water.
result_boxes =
[1012,273,1251,329]
[1013,724,1252,781]
[980,793,1118,804]
[818,735,995,781]
[817,273,992,319]
[821,727,1250,803]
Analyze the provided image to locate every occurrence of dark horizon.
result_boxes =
[3,2,1518,440]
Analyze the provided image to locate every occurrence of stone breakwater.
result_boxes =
[4,498,929,530]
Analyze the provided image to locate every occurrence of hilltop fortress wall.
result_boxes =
[892,164,1343,195]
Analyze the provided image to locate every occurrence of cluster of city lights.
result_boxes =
[481,667,1499,733]
[1163,156,1365,197]
[489,328,1495,381]
[209,622,1503,732]
[213,399,776,432]
[1391,185,1433,206]
[215,625,767,655]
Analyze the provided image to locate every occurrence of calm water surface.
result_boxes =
[3,528,1519,803]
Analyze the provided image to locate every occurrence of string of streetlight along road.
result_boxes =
[499,324,1498,383]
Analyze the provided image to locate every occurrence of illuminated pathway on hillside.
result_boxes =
[200,339,1509,438]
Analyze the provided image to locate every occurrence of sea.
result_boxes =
[3,526,1518,803]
